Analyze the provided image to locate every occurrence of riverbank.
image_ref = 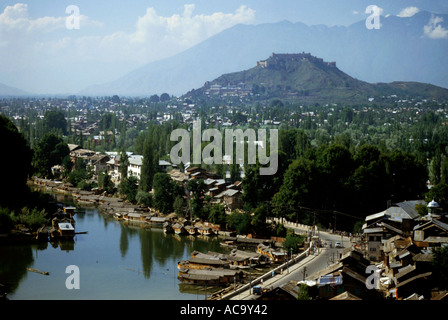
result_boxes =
[28,177,146,216]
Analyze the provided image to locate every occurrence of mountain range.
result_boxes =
[79,11,448,97]
[1,11,447,98]
[0,82,31,97]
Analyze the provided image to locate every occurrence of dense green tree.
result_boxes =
[384,149,427,203]
[283,229,304,254]
[226,211,251,235]
[119,149,129,180]
[160,93,171,102]
[136,190,152,207]
[271,158,316,221]
[43,110,68,135]
[153,172,176,214]
[0,115,33,208]
[33,133,70,178]
[208,203,226,227]
[67,158,92,189]
[187,179,206,219]
[425,183,448,211]
[140,126,158,192]
[98,169,115,194]
[173,195,186,217]
[119,176,138,203]
[432,245,448,289]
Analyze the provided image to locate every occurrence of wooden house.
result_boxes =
[413,218,448,248]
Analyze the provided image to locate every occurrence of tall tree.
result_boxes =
[153,172,176,214]
[43,110,68,136]
[0,115,33,208]
[33,133,70,178]
[119,149,129,181]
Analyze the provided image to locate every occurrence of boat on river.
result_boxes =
[50,222,75,241]
[163,222,174,233]
[177,267,244,286]
[172,223,186,235]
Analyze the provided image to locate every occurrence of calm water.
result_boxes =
[0,205,228,300]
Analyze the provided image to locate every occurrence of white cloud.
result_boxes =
[424,15,448,39]
[129,4,255,50]
[397,7,420,18]
[0,3,256,93]
[0,3,101,34]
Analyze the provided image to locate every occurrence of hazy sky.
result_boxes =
[1,0,447,94]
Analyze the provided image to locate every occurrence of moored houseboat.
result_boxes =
[178,251,230,270]
[185,225,198,235]
[177,268,244,286]
[147,216,168,227]
[163,222,174,233]
[50,222,75,241]
[172,223,186,235]
[198,226,214,236]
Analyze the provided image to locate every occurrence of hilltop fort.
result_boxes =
[257,53,336,69]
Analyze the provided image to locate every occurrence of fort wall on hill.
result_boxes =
[257,52,336,69]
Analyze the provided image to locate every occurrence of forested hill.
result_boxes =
[185,53,448,104]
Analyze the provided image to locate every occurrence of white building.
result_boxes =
[128,154,143,180]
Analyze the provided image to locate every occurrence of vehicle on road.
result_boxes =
[335,241,343,248]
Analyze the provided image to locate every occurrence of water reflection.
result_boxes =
[1,194,227,299]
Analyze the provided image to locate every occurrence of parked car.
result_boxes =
[335,241,343,248]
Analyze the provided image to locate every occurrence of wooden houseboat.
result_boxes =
[163,222,174,233]
[177,268,244,286]
[172,223,186,235]
[148,216,168,227]
[185,225,198,235]
[198,226,214,236]
[178,251,230,270]
[50,222,75,241]
[123,212,143,222]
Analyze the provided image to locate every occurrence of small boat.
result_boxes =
[114,212,123,220]
[163,222,174,233]
[63,206,77,217]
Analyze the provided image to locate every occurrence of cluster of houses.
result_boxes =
[66,144,244,213]
[177,238,287,286]
[169,166,243,212]
[267,200,448,301]
[360,199,448,299]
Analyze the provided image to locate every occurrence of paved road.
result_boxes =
[225,229,352,300]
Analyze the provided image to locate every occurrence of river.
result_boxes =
[0,198,229,300]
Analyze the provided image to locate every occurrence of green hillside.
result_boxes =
[187,53,448,104]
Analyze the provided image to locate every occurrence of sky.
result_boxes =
[1,0,447,94]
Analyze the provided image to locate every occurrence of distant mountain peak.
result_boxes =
[80,14,448,97]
